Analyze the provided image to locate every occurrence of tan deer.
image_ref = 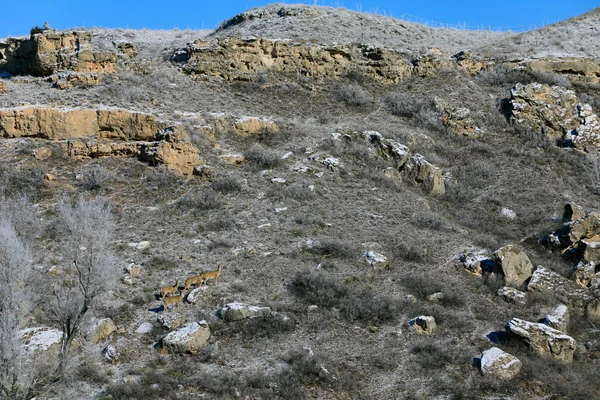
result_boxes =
[201,264,222,286]
[163,291,185,311]
[183,274,205,292]
[160,280,179,299]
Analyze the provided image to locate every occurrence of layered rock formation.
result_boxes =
[0,30,116,84]
[510,83,600,151]
[0,105,203,174]
[505,318,576,362]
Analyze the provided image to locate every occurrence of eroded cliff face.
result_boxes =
[0,30,116,82]
[0,106,202,174]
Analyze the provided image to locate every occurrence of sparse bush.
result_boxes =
[0,165,46,200]
[30,25,47,35]
[411,211,451,231]
[334,83,372,106]
[142,166,181,190]
[310,238,355,258]
[383,94,445,131]
[400,274,465,308]
[285,184,315,202]
[244,145,283,168]
[204,216,235,232]
[179,189,223,210]
[76,363,109,384]
[409,343,462,369]
[291,271,399,323]
[211,174,243,194]
[391,240,429,264]
[145,256,178,272]
[478,64,572,88]
[207,237,234,250]
[78,166,113,191]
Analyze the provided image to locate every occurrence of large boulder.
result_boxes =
[219,302,272,322]
[162,321,210,354]
[86,318,117,344]
[541,304,570,333]
[510,83,600,151]
[20,326,62,356]
[479,347,522,380]
[493,245,534,288]
[363,250,389,270]
[497,287,527,305]
[563,203,585,222]
[401,154,445,195]
[409,316,436,335]
[505,318,576,362]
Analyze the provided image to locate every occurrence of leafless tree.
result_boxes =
[0,213,33,399]
[46,195,117,375]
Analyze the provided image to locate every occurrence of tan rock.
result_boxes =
[479,347,521,380]
[33,147,52,160]
[563,202,585,222]
[433,97,482,137]
[573,261,596,288]
[0,80,6,93]
[140,141,203,176]
[218,153,245,165]
[401,154,445,195]
[174,37,413,83]
[43,173,55,182]
[505,318,576,362]
[409,315,436,334]
[493,245,534,288]
[162,321,210,354]
[87,318,117,344]
[117,42,137,57]
[525,58,600,84]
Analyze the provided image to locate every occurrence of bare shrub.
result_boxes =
[383,94,444,131]
[310,239,355,258]
[77,166,113,191]
[204,217,235,232]
[44,196,116,374]
[291,271,399,323]
[409,343,455,369]
[178,189,223,210]
[411,211,452,231]
[244,145,283,168]
[0,165,46,200]
[142,165,181,190]
[333,83,372,106]
[146,256,178,272]
[0,213,34,399]
[400,274,465,308]
[211,174,243,194]
[478,64,572,88]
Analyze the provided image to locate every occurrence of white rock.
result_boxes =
[128,241,150,250]
[364,250,388,269]
[271,177,286,183]
[322,157,340,169]
[220,302,271,321]
[275,207,288,213]
[162,321,210,354]
[136,322,154,334]
[20,326,62,355]
[281,151,293,159]
[498,287,527,305]
[542,304,569,332]
[480,347,521,380]
[187,287,207,304]
[501,208,517,220]
[258,223,271,229]
[409,316,436,334]
[505,318,576,362]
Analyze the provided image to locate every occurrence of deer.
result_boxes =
[163,291,185,311]
[183,274,205,292]
[201,264,222,286]
[160,280,179,299]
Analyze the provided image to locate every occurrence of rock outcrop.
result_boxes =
[409,316,436,335]
[433,97,482,137]
[505,318,576,362]
[524,57,600,85]
[363,250,388,270]
[0,31,116,84]
[402,154,445,195]
[498,287,527,305]
[493,245,534,288]
[20,326,62,355]
[219,302,272,322]
[479,347,522,380]
[543,212,600,266]
[162,321,210,354]
[0,105,204,174]
[172,37,414,83]
[86,318,117,344]
[510,83,600,151]
[541,304,569,332]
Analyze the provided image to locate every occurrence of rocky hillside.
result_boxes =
[1,4,600,399]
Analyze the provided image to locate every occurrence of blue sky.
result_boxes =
[1,1,598,38]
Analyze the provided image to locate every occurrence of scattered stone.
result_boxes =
[404,294,417,303]
[271,177,286,183]
[186,287,207,304]
[193,165,215,181]
[103,345,118,363]
[505,318,576,362]
[219,302,272,322]
[401,154,445,195]
[157,313,187,330]
[541,304,570,333]
[135,322,154,335]
[33,147,52,160]
[363,250,388,270]
[573,261,596,288]
[162,321,210,354]
[218,153,245,165]
[308,305,319,312]
[87,318,117,344]
[427,292,444,302]
[281,151,293,159]
[257,223,271,229]
[493,245,534,288]
[433,96,482,137]
[563,203,585,222]
[0,80,6,93]
[122,275,134,286]
[459,250,492,276]
[501,208,517,220]
[275,207,287,213]
[128,241,150,250]
[322,157,339,169]
[498,287,527,305]
[44,173,55,181]
[479,347,522,380]
[409,316,436,335]
[125,262,143,276]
